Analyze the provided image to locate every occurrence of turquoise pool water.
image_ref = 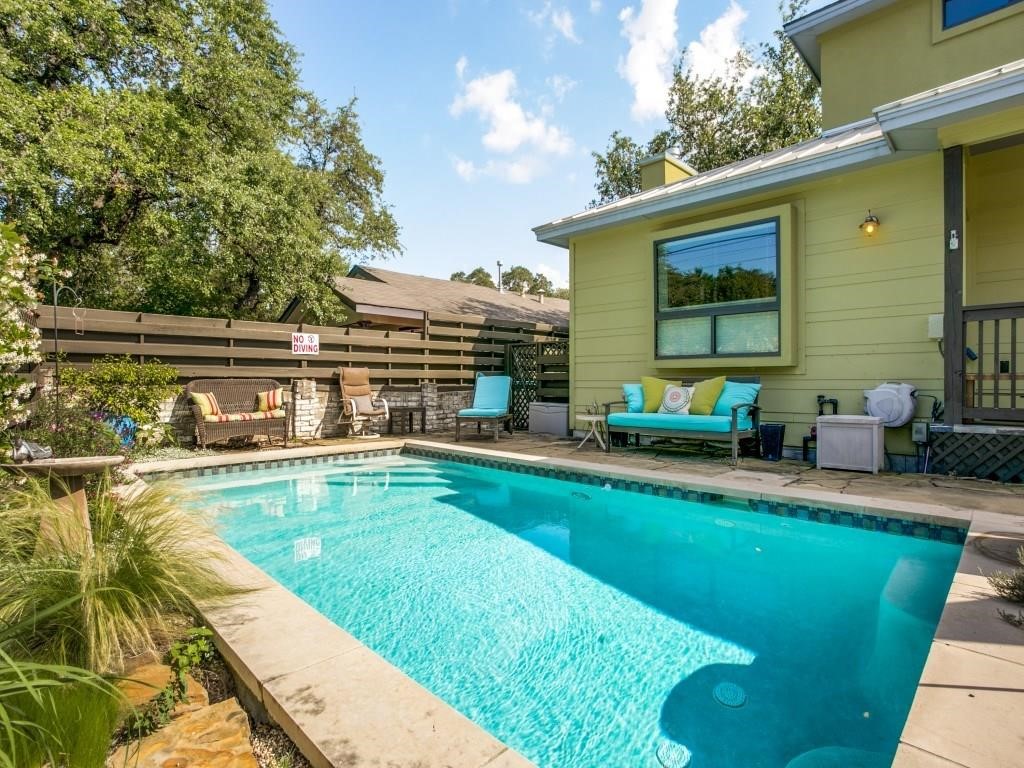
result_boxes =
[185,456,961,768]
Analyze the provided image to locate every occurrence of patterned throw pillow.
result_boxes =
[257,387,284,412]
[189,391,221,417]
[658,385,694,415]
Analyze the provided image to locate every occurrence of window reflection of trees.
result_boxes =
[662,263,777,308]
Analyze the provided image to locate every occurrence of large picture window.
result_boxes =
[655,218,780,358]
[943,0,1022,28]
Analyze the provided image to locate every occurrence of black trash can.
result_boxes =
[759,423,786,461]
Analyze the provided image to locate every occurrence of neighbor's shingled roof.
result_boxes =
[333,266,569,326]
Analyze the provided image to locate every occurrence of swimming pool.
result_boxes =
[184,454,962,767]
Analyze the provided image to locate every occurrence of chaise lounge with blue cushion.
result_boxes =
[604,376,761,463]
[456,374,514,442]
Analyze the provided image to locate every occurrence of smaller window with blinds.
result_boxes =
[943,0,1022,28]
[655,218,781,359]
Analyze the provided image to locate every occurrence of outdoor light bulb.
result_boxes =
[860,210,880,236]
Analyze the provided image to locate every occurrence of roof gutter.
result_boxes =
[534,134,896,248]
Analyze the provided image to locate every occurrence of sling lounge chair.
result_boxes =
[338,367,389,437]
[456,374,513,442]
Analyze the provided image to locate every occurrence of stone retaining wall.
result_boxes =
[162,380,473,443]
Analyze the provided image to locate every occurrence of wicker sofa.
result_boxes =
[186,378,289,449]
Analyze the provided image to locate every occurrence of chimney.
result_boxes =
[638,151,697,192]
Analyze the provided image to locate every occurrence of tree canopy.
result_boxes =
[450,265,569,300]
[0,0,400,321]
[450,267,496,289]
[590,1,820,207]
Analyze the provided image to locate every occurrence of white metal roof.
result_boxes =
[875,58,1024,149]
[784,0,899,81]
[533,120,893,248]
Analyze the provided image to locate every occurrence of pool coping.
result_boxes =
[135,439,1024,768]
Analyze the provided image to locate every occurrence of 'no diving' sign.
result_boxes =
[291,333,319,355]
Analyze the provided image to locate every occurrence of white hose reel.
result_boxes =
[864,382,918,428]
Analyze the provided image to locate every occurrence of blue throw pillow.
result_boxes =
[711,380,762,422]
[622,383,644,413]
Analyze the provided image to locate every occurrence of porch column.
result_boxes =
[943,146,965,425]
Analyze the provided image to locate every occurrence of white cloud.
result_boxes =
[450,58,573,185]
[452,156,478,181]
[617,0,679,122]
[551,8,579,42]
[450,67,573,155]
[536,262,569,289]
[528,3,581,44]
[589,0,602,13]
[546,74,577,102]
[450,155,545,184]
[684,1,749,81]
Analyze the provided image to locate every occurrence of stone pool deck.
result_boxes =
[134,435,1024,768]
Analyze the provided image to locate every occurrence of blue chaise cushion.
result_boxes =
[459,408,507,418]
[622,383,644,413]
[607,413,736,433]
[712,381,761,426]
[459,374,511,416]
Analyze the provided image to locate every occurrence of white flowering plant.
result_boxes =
[1,223,53,427]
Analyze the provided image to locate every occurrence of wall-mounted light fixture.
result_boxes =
[859,210,880,236]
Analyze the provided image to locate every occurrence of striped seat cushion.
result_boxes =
[203,409,286,423]
[256,387,284,412]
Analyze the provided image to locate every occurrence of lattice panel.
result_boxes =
[930,432,1024,483]
[507,343,538,430]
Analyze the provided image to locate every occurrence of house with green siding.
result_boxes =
[534,0,1024,469]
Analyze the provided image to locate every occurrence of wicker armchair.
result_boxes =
[185,378,289,449]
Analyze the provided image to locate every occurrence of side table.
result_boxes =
[575,414,607,451]
[387,406,427,435]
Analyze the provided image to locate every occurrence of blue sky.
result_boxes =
[269,1,825,288]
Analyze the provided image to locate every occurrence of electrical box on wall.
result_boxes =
[927,314,944,340]
[911,421,930,444]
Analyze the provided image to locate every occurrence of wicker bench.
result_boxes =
[186,378,289,449]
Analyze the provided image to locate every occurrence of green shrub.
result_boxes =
[59,356,179,425]
[0,224,48,428]
[121,627,217,741]
[15,396,121,458]
[0,601,123,768]
[989,546,1024,604]
[0,475,249,673]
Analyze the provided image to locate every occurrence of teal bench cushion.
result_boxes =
[458,408,508,418]
[471,375,511,411]
[607,413,738,433]
[711,380,761,424]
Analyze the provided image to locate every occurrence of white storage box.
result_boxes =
[528,402,569,436]
[816,415,884,473]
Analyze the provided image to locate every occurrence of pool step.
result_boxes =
[785,746,890,768]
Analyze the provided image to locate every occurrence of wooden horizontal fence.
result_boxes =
[34,305,568,388]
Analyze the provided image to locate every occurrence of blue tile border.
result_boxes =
[136,447,403,483]
[402,446,968,545]
[138,444,967,545]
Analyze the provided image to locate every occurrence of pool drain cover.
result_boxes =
[713,681,747,708]
[656,740,692,767]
